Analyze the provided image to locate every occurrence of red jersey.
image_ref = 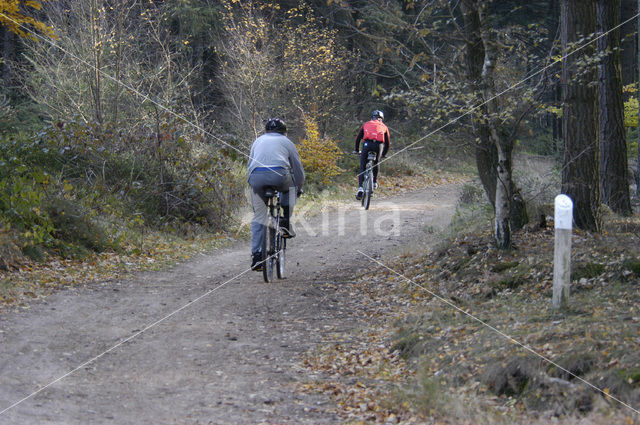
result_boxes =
[362,120,389,142]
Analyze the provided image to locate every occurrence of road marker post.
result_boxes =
[553,194,573,310]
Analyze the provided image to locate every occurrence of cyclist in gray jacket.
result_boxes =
[247,118,305,271]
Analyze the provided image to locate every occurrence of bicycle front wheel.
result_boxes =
[262,222,275,283]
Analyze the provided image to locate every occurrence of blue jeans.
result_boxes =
[248,168,297,255]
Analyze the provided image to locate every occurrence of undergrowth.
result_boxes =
[385,189,640,423]
[0,121,245,269]
[298,154,640,424]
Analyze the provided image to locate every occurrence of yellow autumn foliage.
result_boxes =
[0,0,54,40]
[624,96,638,128]
[298,114,343,185]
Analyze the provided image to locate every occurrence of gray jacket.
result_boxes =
[247,132,305,188]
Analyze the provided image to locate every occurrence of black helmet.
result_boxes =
[265,118,287,134]
[372,110,384,120]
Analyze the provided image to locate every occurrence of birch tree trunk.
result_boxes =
[460,0,497,209]
[477,1,512,248]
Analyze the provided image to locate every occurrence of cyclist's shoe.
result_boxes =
[251,252,263,271]
[355,187,364,200]
[280,219,296,238]
[374,182,379,190]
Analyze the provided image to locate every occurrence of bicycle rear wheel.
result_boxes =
[276,235,285,279]
[262,221,275,283]
[361,170,368,207]
[363,162,373,210]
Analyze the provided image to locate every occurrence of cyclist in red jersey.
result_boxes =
[353,110,390,200]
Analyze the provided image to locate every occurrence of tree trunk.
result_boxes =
[461,0,497,209]
[621,0,637,86]
[90,0,103,124]
[561,0,601,231]
[460,0,524,247]
[477,1,514,248]
[637,0,640,196]
[597,0,632,216]
[2,27,10,85]
[113,0,124,125]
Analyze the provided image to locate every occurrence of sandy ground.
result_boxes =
[0,184,460,425]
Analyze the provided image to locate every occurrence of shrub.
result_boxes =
[0,173,53,245]
[45,197,114,257]
[0,224,24,270]
[0,118,245,260]
[33,119,244,230]
[298,114,343,185]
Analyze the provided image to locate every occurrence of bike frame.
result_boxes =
[362,151,377,210]
[263,189,286,282]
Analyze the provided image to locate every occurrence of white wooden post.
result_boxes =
[553,194,573,310]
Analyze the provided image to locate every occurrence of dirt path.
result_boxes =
[0,184,460,425]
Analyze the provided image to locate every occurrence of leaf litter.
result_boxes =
[0,232,229,308]
[297,214,640,424]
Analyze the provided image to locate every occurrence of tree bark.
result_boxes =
[477,1,512,248]
[90,0,103,124]
[460,0,528,247]
[460,0,497,209]
[637,0,640,196]
[620,0,637,85]
[113,0,124,125]
[597,0,632,216]
[561,0,601,231]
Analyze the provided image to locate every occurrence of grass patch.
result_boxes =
[572,262,606,281]
[622,258,640,275]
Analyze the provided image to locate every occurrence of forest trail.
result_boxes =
[0,183,461,424]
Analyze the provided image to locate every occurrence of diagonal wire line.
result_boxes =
[0,261,265,416]
[0,11,285,176]
[357,250,640,416]
[359,12,640,181]
[0,11,287,415]
[1,2,636,418]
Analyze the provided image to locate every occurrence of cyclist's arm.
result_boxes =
[381,130,390,157]
[287,141,305,190]
[354,127,364,152]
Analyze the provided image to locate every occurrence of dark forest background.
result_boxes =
[0,0,638,260]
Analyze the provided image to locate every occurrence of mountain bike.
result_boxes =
[361,151,377,210]
[262,187,286,282]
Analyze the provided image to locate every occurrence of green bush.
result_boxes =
[0,118,245,260]
[45,197,114,257]
[0,173,54,245]
[31,120,244,229]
